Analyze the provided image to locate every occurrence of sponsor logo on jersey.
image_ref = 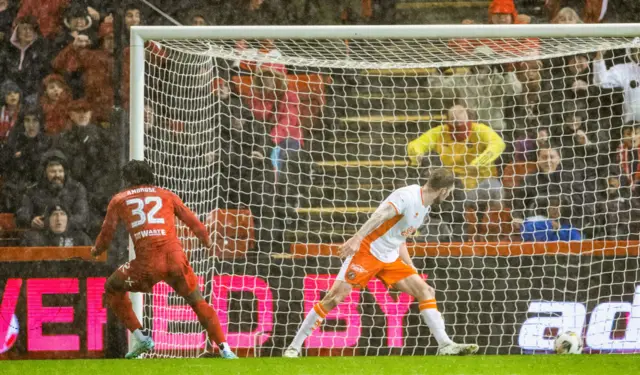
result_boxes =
[349,264,367,274]
[401,226,417,237]
[346,271,356,280]
[133,228,167,240]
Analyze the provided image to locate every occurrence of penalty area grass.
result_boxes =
[4,355,638,375]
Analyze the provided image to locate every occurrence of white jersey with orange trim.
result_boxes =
[364,184,431,263]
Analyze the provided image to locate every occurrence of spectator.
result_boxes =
[40,74,71,135]
[488,0,530,24]
[512,147,594,231]
[0,79,22,142]
[1,106,51,212]
[553,100,609,172]
[248,67,303,175]
[53,4,96,54]
[408,105,505,206]
[443,64,521,132]
[521,197,582,242]
[594,174,640,239]
[21,203,92,246]
[206,78,267,211]
[15,0,67,39]
[124,3,142,35]
[0,0,17,44]
[185,10,209,26]
[0,16,49,97]
[56,99,112,198]
[16,149,88,231]
[583,0,640,23]
[616,125,640,188]
[407,105,505,238]
[53,22,116,122]
[551,7,583,23]
[514,127,550,163]
[510,60,554,134]
[593,44,640,124]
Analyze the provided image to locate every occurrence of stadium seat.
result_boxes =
[502,162,536,189]
[0,213,21,247]
[207,209,255,259]
[232,73,330,129]
[0,213,16,231]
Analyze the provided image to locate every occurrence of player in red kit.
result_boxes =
[91,160,237,359]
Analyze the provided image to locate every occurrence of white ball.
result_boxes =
[554,331,583,354]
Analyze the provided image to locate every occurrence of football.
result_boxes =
[554,331,583,354]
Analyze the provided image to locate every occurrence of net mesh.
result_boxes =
[139,35,640,357]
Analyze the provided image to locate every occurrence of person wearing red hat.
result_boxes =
[488,0,530,24]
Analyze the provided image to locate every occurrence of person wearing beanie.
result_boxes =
[0,106,52,212]
[40,74,72,135]
[20,202,92,247]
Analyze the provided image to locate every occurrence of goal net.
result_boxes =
[131,25,640,357]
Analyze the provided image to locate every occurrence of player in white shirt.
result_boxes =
[283,168,479,357]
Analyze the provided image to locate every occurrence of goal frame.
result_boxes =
[127,23,640,353]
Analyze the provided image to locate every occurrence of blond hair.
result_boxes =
[552,7,582,24]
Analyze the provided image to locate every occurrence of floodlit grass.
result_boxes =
[4,355,639,375]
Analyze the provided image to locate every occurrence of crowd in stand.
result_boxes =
[411,0,640,242]
[1,0,640,249]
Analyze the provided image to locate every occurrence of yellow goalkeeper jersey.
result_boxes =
[407,122,505,189]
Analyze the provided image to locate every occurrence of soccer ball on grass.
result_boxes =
[554,331,583,354]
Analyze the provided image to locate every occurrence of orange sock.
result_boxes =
[313,303,328,318]
[419,299,438,311]
[192,300,226,346]
[106,292,143,332]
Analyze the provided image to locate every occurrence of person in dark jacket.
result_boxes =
[52,4,97,54]
[0,0,17,44]
[16,149,89,231]
[21,202,92,246]
[1,106,51,212]
[55,99,112,194]
[0,16,50,97]
[594,174,640,239]
[512,147,595,232]
[0,79,22,143]
[56,98,118,237]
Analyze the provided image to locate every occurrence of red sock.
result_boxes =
[106,292,143,332]
[192,300,226,346]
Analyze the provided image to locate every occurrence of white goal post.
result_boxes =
[129,24,640,357]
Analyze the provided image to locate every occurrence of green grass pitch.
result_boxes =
[4,355,639,375]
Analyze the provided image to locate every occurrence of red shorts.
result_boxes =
[113,249,198,297]
[337,248,418,288]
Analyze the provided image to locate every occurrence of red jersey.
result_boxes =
[94,185,209,259]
